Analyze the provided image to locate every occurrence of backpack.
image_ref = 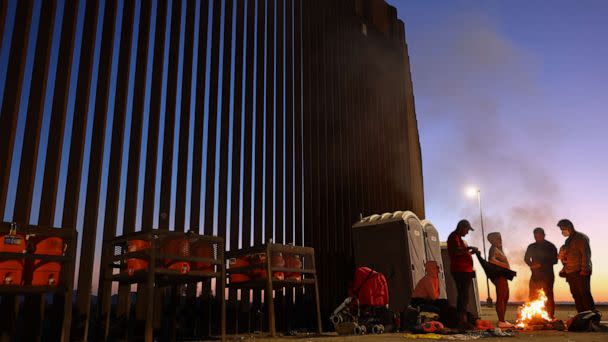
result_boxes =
[567,310,601,332]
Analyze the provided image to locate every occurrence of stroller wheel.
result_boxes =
[372,324,385,334]
[354,325,363,335]
[360,325,367,334]
[330,314,343,325]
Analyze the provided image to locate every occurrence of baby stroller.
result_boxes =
[330,267,398,334]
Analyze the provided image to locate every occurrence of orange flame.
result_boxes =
[516,289,552,328]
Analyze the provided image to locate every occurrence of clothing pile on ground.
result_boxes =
[332,266,516,338]
[400,259,517,339]
[401,301,516,339]
[404,329,516,340]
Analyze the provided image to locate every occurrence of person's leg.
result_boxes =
[529,277,541,301]
[567,274,583,312]
[502,277,510,320]
[460,273,472,325]
[453,273,464,313]
[544,274,556,318]
[452,272,465,326]
[492,277,508,322]
[581,275,596,311]
[491,277,500,321]
[452,272,471,324]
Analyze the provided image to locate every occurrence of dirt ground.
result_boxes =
[216,305,608,342]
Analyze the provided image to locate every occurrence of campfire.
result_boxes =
[515,290,564,330]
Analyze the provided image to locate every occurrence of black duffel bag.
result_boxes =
[567,310,603,332]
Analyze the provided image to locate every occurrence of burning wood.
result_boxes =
[515,290,565,330]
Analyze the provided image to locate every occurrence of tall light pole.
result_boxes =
[466,187,493,306]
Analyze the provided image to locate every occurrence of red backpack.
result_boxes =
[348,267,389,306]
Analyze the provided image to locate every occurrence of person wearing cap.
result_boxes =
[447,219,478,328]
[557,219,595,313]
[487,232,514,328]
[524,227,558,318]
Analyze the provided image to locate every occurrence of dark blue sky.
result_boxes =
[387,0,608,301]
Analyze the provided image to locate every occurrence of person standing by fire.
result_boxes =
[487,232,515,328]
[524,227,558,318]
[557,219,596,313]
[447,219,478,328]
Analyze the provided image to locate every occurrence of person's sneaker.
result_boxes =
[498,321,514,329]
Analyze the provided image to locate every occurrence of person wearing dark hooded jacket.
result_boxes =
[557,219,595,313]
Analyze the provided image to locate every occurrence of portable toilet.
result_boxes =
[352,210,426,312]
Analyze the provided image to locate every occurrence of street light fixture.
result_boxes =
[465,186,493,307]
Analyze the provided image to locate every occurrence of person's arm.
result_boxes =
[558,245,566,263]
[580,237,591,275]
[448,234,470,256]
[488,247,496,262]
[492,247,508,263]
[497,252,509,263]
[489,247,510,269]
[526,245,541,269]
[524,245,533,267]
[550,243,558,265]
[491,258,510,269]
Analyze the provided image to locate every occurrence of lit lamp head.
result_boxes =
[465,186,479,199]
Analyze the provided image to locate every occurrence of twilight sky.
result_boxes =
[387,0,608,301]
[2,0,607,303]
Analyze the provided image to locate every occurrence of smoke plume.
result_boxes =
[408,12,569,301]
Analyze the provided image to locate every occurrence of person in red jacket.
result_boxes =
[447,219,479,327]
